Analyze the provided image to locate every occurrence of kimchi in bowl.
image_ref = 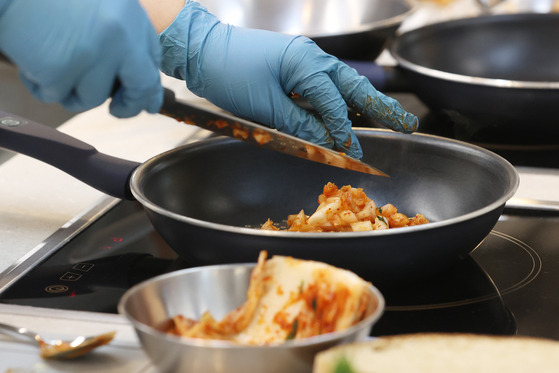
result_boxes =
[118,261,384,373]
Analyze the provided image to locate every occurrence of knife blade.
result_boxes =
[160,88,388,177]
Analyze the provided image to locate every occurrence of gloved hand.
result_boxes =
[0,0,163,118]
[159,1,418,159]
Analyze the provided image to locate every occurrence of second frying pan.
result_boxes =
[349,13,559,140]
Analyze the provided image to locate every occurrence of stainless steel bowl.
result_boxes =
[197,0,416,60]
[118,263,384,373]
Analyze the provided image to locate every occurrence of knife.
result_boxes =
[160,88,388,177]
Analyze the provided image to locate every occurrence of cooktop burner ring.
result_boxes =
[485,231,542,296]
[384,229,541,312]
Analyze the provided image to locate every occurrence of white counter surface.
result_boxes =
[0,76,213,276]
[2,2,559,371]
[0,76,212,372]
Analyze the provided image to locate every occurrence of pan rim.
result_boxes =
[394,56,559,90]
[390,13,559,90]
[130,130,519,239]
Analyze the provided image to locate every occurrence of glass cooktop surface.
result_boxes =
[1,199,559,340]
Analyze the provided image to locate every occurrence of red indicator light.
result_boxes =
[70,291,76,297]
[101,237,124,250]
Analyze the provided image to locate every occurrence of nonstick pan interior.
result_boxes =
[392,13,559,83]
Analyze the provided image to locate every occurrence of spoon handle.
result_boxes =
[0,322,41,344]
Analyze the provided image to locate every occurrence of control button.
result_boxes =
[73,263,94,272]
[45,284,69,294]
[60,272,82,281]
[0,117,25,127]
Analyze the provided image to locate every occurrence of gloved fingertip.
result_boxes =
[377,104,420,134]
[60,97,94,113]
[337,133,363,159]
[401,112,419,134]
[108,85,163,118]
[109,100,141,118]
[146,91,164,114]
[155,86,165,109]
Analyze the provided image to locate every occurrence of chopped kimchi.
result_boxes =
[262,182,429,232]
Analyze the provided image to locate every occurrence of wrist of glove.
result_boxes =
[160,1,418,159]
[0,0,163,118]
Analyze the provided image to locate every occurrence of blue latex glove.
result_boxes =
[0,0,163,118]
[160,1,418,159]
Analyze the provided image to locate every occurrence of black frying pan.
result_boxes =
[0,110,518,284]
[347,13,559,140]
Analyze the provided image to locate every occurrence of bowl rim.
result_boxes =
[118,262,386,349]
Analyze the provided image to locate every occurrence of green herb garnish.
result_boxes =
[286,319,299,340]
[333,356,357,373]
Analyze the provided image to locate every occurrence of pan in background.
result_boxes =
[197,0,416,60]
[352,13,559,142]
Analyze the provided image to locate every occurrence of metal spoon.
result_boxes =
[0,322,116,359]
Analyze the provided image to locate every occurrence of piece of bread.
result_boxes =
[313,333,559,373]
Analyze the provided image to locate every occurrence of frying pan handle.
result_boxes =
[343,60,414,93]
[0,111,140,200]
